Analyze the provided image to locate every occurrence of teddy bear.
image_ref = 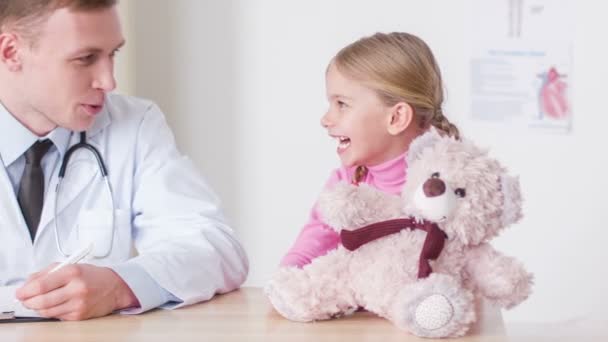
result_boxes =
[265,129,533,338]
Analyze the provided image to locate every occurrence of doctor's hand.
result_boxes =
[15,264,140,321]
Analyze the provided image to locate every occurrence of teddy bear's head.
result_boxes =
[402,129,522,246]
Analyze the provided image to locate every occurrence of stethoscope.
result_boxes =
[53,131,116,258]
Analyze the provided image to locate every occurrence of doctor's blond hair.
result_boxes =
[0,0,117,41]
[332,32,460,184]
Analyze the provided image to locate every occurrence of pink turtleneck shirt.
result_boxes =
[280,153,407,268]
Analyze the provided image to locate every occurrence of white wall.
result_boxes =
[115,1,136,96]
[126,0,608,324]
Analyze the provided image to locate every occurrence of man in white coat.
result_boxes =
[0,0,249,320]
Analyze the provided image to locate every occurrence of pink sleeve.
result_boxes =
[279,168,350,268]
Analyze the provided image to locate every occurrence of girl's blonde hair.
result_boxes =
[332,32,460,183]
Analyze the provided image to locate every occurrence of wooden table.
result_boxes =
[0,287,604,341]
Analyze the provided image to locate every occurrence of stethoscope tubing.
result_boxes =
[53,131,116,258]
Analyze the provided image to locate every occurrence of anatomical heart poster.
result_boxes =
[470,0,573,133]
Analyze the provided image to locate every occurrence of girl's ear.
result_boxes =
[387,102,413,135]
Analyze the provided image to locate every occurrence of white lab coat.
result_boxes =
[0,94,249,307]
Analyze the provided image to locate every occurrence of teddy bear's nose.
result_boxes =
[423,178,446,197]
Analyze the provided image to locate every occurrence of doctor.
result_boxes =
[0,0,249,320]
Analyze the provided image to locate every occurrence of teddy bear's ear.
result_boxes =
[406,127,443,165]
[500,174,523,226]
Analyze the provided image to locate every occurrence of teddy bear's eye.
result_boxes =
[431,172,440,179]
[454,188,466,198]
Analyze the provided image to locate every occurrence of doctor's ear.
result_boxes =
[0,32,23,72]
[386,101,414,136]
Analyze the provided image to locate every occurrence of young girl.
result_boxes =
[280,32,460,268]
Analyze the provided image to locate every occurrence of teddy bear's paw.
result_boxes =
[265,280,314,322]
[480,264,533,309]
[317,182,367,230]
[393,273,476,338]
[265,280,352,322]
[318,182,402,231]
[492,271,534,309]
[264,268,318,322]
[414,294,455,330]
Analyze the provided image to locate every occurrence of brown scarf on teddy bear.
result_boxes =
[340,218,447,279]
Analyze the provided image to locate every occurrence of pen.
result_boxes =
[48,242,94,274]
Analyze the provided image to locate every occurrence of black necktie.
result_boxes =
[18,139,53,242]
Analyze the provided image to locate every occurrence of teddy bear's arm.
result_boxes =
[463,243,533,309]
[317,182,403,231]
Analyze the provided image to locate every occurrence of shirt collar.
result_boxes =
[0,101,72,166]
[365,151,408,190]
